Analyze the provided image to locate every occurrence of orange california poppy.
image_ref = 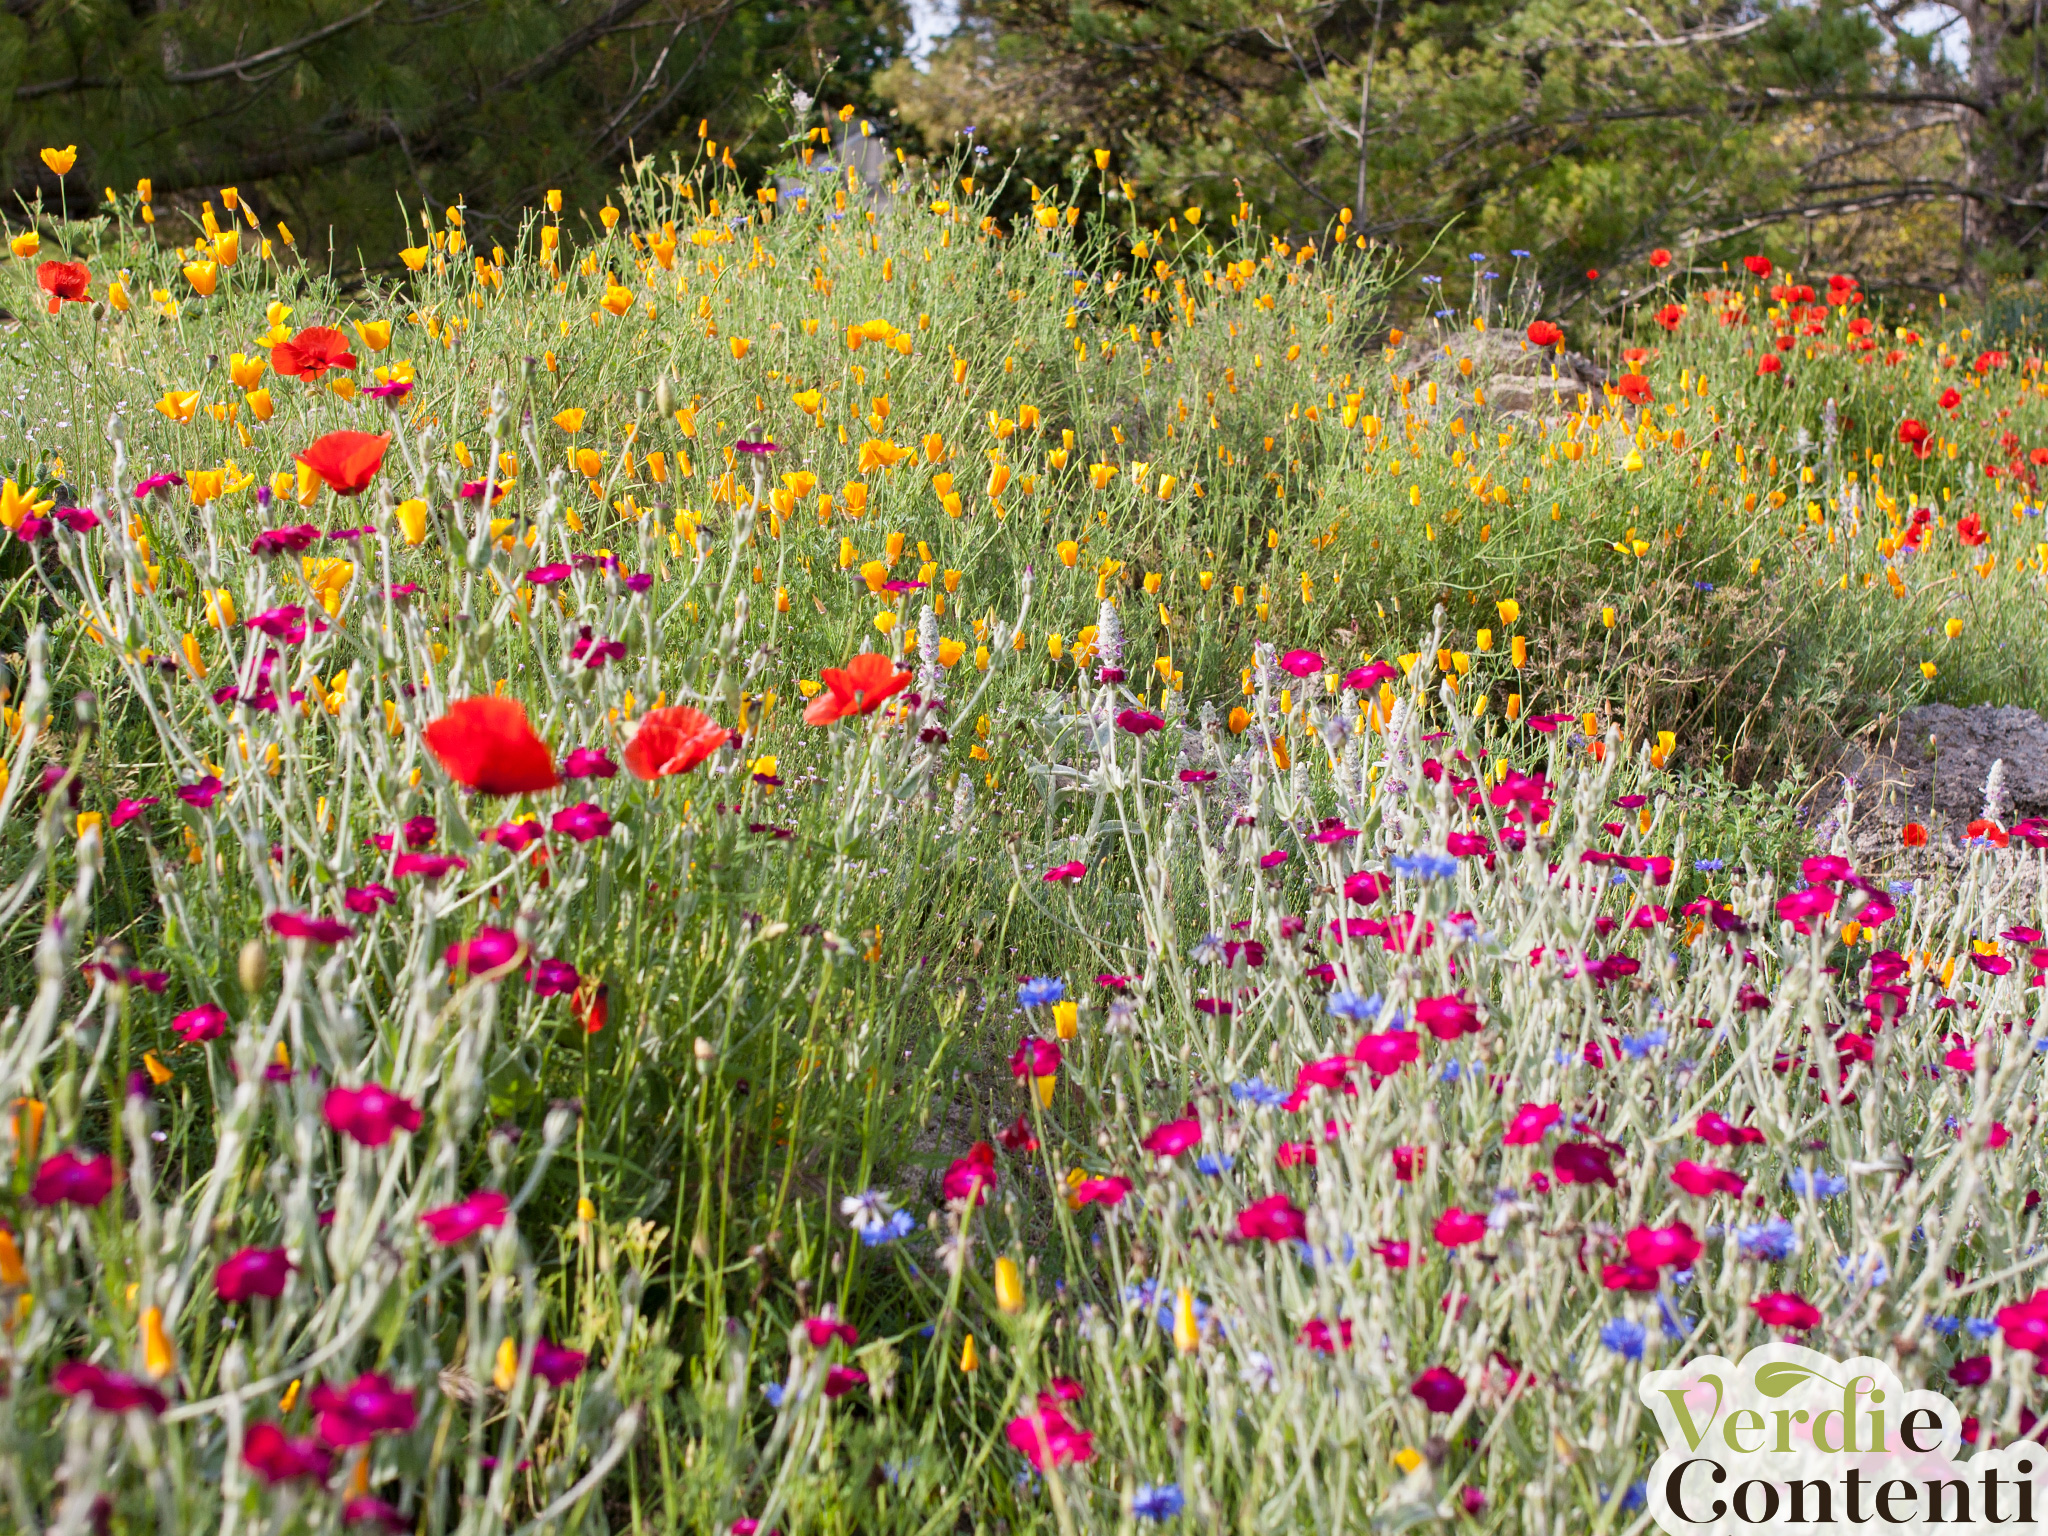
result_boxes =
[297,431,391,496]
[623,705,727,779]
[271,325,358,381]
[804,653,914,725]
[423,696,560,795]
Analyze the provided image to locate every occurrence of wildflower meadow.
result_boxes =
[4,118,2048,1535]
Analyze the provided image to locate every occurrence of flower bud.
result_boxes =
[238,937,268,997]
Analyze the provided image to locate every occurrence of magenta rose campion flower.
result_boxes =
[532,1338,589,1386]
[30,1150,115,1207]
[420,1190,510,1245]
[446,927,523,976]
[1501,1102,1562,1146]
[244,1421,334,1483]
[215,1246,295,1302]
[1142,1118,1201,1157]
[563,747,618,780]
[1996,1291,2048,1352]
[1353,1030,1420,1076]
[310,1372,418,1447]
[267,911,354,945]
[324,1083,423,1147]
[482,822,545,854]
[173,1003,230,1043]
[942,1142,997,1204]
[53,1360,167,1415]
[550,801,614,842]
[804,1316,859,1348]
[1071,1175,1131,1207]
[345,884,397,914]
[1411,1366,1467,1413]
[1004,1406,1094,1469]
[1626,1221,1701,1268]
[1236,1193,1307,1243]
[1279,648,1323,677]
[392,853,467,881]
[1552,1142,1617,1187]
[1432,1208,1487,1246]
[1042,860,1087,883]
[1114,708,1164,736]
[1751,1291,1822,1330]
[528,958,580,997]
[1672,1159,1747,1197]
[1415,993,1480,1040]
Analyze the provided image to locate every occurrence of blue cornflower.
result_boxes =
[1439,1059,1463,1081]
[1967,1318,1999,1340]
[1195,1153,1235,1177]
[861,1210,917,1246]
[1468,252,1487,262]
[1480,271,1500,280]
[1837,1252,1889,1287]
[1621,1483,1648,1513]
[762,1382,787,1408]
[1434,309,1456,319]
[1889,879,1916,895]
[1694,858,1724,872]
[1510,248,1531,258]
[1421,274,1443,285]
[1327,988,1383,1022]
[1189,933,1226,965]
[1736,1217,1798,1260]
[1928,1315,1961,1335]
[1657,1294,1695,1339]
[1600,1317,1646,1360]
[1670,1268,1694,1289]
[1694,581,1715,592]
[1796,1167,1856,1205]
[1620,1029,1669,1059]
[1018,976,1067,1007]
[1230,1077,1287,1107]
[1134,1484,1185,1520]
[1391,852,1457,881]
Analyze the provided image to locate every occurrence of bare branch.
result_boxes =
[1603,8,1771,48]
[163,0,388,84]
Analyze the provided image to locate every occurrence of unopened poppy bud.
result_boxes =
[238,937,268,997]
[994,1257,1024,1314]
[656,376,675,415]
[694,1036,718,1070]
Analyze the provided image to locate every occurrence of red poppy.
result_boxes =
[1742,254,1773,279]
[624,705,727,779]
[36,259,89,314]
[1648,248,1671,268]
[1757,354,1784,376]
[1939,387,1962,410]
[1897,418,1933,458]
[423,696,560,795]
[1614,374,1653,406]
[804,653,913,725]
[1958,512,1988,547]
[1654,303,1684,332]
[272,326,358,381]
[1526,320,1563,348]
[1902,823,1928,847]
[296,432,390,496]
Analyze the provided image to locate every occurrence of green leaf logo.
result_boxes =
[1754,1362,1833,1398]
